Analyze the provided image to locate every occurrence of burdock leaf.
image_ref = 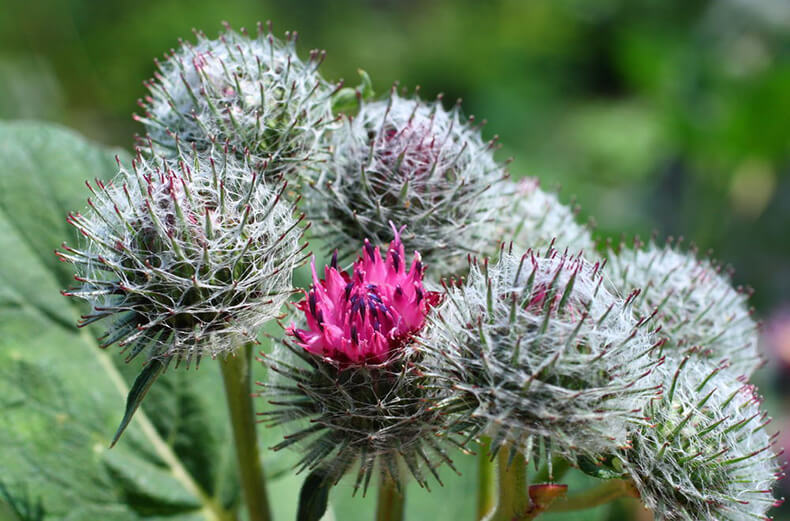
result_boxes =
[0,121,303,520]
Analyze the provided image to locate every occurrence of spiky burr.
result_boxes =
[306,91,508,276]
[136,22,338,179]
[622,359,782,521]
[606,240,763,379]
[419,246,663,463]
[58,144,307,365]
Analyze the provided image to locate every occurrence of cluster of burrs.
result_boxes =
[60,23,328,368]
[57,21,781,521]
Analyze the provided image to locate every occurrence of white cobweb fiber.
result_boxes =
[606,242,762,379]
[419,248,662,461]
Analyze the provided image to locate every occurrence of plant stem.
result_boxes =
[483,446,529,521]
[220,343,271,521]
[548,479,638,512]
[375,473,405,521]
[477,437,496,519]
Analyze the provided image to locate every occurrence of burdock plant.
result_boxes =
[419,247,663,520]
[59,142,307,521]
[32,19,781,521]
[57,23,338,521]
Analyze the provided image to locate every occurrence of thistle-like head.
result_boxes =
[622,360,781,521]
[288,223,440,365]
[606,241,762,378]
[420,247,663,462]
[307,91,508,275]
[260,229,457,490]
[136,22,337,173]
[58,145,306,364]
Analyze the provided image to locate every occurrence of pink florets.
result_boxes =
[288,226,440,365]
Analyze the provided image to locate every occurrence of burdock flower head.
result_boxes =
[488,177,594,256]
[136,22,337,172]
[58,145,307,365]
[621,360,781,521]
[260,227,459,491]
[606,240,762,379]
[307,91,508,275]
[289,223,440,365]
[420,247,663,462]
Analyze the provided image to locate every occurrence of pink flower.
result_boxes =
[288,225,440,365]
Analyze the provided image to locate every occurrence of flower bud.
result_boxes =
[136,22,336,175]
[606,242,762,378]
[306,91,508,276]
[420,247,662,462]
[59,145,307,364]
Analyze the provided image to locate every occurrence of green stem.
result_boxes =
[220,344,272,521]
[548,479,638,513]
[477,437,496,520]
[483,447,529,521]
[375,473,405,521]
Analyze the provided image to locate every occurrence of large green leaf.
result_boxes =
[0,120,303,521]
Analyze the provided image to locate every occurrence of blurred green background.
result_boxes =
[0,0,788,519]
